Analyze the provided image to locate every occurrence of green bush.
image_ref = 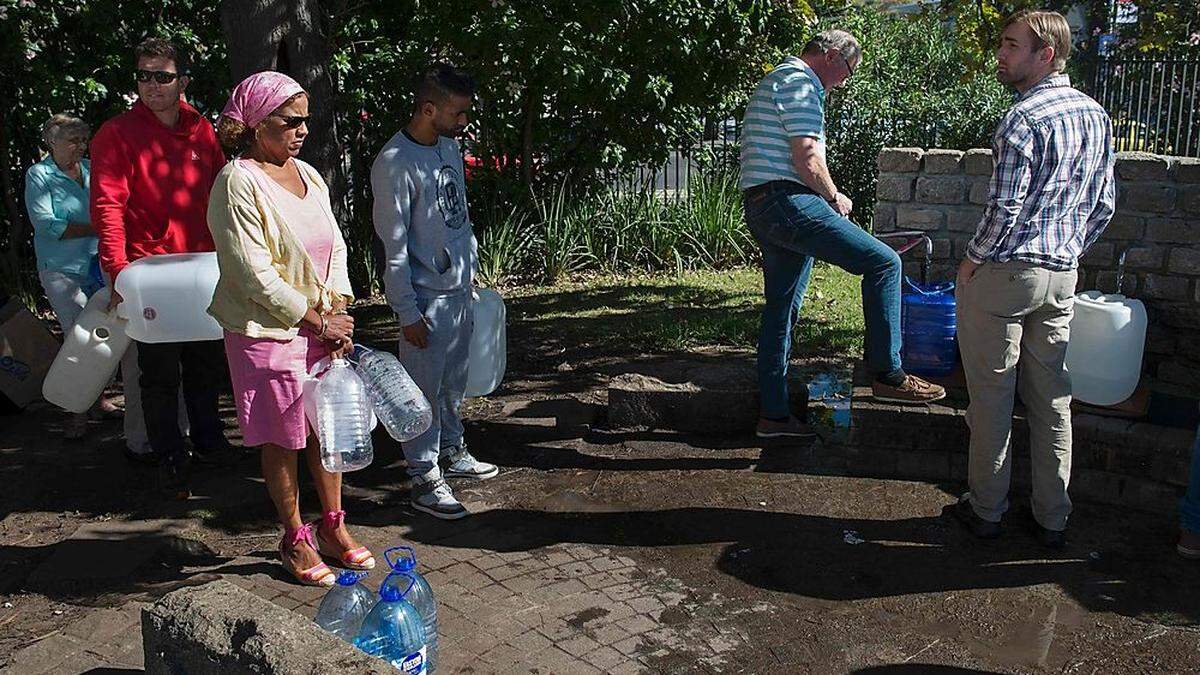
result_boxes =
[816,7,1012,224]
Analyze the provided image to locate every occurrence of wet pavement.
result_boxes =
[1,299,1198,673]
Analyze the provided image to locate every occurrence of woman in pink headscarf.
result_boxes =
[208,71,373,586]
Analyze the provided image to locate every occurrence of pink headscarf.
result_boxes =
[220,71,306,128]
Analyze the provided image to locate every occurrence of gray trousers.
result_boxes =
[958,261,1077,531]
[398,291,472,477]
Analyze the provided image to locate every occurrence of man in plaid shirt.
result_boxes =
[952,9,1115,549]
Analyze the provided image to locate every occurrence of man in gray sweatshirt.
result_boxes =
[371,63,499,520]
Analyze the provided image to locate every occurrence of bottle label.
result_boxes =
[400,646,426,674]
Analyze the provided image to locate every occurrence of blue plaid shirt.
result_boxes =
[967,74,1115,270]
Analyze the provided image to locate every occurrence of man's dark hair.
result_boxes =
[135,37,188,74]
[412,63,475,109]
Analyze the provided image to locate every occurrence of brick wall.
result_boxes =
[873,147,1200,387]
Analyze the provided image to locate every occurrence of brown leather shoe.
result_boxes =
[872,374,946,405]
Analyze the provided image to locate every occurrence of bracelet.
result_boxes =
[318,315,328,338]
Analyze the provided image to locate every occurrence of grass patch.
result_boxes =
[505,263,865,359]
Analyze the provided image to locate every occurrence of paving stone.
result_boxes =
[62,605,141,644]
[507,626,555,654]
[608,660,648,675]
[622,613,660,635]
[613,635,645,656]
[627,595,666,615]
[558,633,602,657]
[584,644,629,670]
[591,622,631,646]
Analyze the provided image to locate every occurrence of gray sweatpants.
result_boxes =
[398,290,472,477]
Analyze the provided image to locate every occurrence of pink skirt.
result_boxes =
[224,329,332,450]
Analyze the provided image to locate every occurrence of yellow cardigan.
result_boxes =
[207,159,353,340]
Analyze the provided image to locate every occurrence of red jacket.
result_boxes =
[90,100,226,279]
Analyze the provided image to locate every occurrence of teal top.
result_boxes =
[24,156,97,276]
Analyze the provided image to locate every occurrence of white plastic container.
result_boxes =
[42,287,131,413]
[114,252,222,343]
[1065,291,1147,406]
[465,288,506,398]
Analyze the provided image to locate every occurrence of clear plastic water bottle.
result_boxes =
[314,570,376,643]
[354,573,429,674]
[384,546,438,673]
[354,347,432,442]
[314,358,374,472]
[808,371,851,440]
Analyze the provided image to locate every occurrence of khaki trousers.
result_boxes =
[957,261,1077,531]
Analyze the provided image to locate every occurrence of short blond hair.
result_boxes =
[1004,10,1072,72]
[41,114,89,148]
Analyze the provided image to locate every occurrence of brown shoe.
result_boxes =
[872,374,946,405]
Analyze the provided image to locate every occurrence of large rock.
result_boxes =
[143,580,393,675]
[607,360,807,433]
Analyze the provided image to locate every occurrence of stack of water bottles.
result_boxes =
[314,546,439,673]
[308,346,433,474]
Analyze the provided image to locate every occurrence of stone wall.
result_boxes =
[873,147,1200,386]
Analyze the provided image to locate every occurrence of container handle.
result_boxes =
[903,276,955,296]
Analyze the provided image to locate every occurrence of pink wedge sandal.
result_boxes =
[315,510,376,570]
[281,523,336,587]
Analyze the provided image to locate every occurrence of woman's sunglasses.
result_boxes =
[270,114,311,129]
[135,69,181,84]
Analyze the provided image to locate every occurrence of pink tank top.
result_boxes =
[240,159,334,281]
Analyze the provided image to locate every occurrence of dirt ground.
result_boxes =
[1,297,1198,673]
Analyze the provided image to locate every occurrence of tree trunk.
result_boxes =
[520,84,538,192]
[219,0,344,211]
[219,0,361,292]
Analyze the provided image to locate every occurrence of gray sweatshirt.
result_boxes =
[371,130,478,326]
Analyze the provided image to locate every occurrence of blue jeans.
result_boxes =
[743,181,903,419]
[1182,424,1200,533]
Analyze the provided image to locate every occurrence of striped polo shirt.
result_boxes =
[739,56,826,190]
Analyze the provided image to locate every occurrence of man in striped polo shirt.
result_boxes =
[740,29,946,440]
[952,10,1115,549]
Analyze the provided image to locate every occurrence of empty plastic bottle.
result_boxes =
[314,570,376,643]
[314,358,374,472]
[354,573,429,674]
[384,546,438,673]
[808,372,851,440]
[353,347,432,442]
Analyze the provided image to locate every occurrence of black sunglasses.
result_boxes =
[135,69,180,84]
[270,114,311,129]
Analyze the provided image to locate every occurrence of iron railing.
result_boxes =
[1092,55,1200,157]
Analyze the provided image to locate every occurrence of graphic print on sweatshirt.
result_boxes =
[436,164,467,230]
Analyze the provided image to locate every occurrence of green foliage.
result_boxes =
[816,7,1012,224]
[0,0,228,298]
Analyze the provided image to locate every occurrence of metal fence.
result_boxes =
[1092,55,1200,157]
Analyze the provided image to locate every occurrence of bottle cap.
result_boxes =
[335,570,364,586]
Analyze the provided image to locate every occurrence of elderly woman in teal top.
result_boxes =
[24,114,120,438]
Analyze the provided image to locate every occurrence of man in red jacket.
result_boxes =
[91,37,229,497]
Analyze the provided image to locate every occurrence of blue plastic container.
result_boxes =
[900,277,957,378]
[354,573,429,673]
[385,546,439,673]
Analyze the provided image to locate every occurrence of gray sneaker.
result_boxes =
[755,416,817,439]
[441,444,500,480]
[410,467,469,520]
